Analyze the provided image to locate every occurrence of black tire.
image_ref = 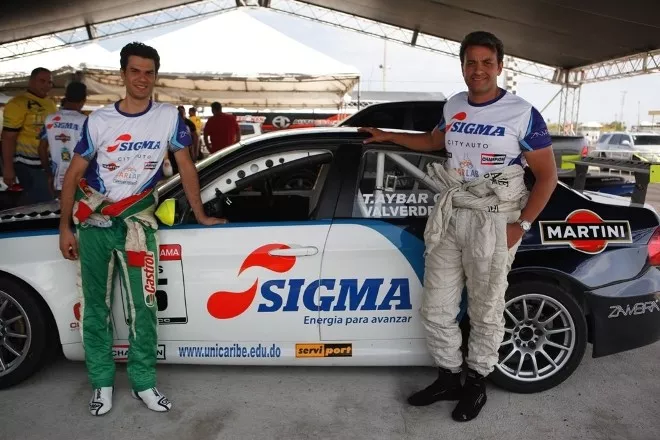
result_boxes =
[0,277,50,389]
[489,280,587,394]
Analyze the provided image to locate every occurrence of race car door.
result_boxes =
[319,146,444,341]
[111,145,341,347]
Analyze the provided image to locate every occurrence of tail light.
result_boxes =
[581,145,588,158]
[648,227,660,266]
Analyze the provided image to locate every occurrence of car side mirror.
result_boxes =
[621,140,631,147]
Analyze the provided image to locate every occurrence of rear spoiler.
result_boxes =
[567,157,660,204]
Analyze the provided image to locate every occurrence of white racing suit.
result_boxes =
[420,163,529,376]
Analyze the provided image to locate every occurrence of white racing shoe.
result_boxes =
[131,387,172,412]
[89,387,113,416]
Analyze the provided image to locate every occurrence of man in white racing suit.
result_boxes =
[360,31,558,422]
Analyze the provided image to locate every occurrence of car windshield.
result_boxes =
[633,135,660,146]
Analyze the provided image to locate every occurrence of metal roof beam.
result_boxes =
[0,0,238,62]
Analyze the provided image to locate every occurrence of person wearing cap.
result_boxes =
[38,82,88,197]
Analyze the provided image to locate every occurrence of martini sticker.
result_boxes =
[539,209,632,254]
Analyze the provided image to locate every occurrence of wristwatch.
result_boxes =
[516,218,532,232]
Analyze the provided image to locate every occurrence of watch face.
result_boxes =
[521,221,531,231]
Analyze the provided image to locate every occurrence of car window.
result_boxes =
[632,135,660,145]
[412,103,445,132]
[345,105,407,129]
[597,134,610,143]
[352,150,442,219]
[196,150,333,223]
[240,124,256,135]
[608,134,622,145]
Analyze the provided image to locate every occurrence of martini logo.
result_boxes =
[46,116,61,129]
[539,209,632,254]
[207,244,412,320]
[107,134,132,152]
[103,162,120,171]
[55,133,71,143]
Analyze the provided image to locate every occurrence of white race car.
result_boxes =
[1,127,659,394]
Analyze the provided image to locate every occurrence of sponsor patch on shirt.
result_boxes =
[481,153,506,165]
[144,161,158,170]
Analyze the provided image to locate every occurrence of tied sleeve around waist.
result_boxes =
[73,179,159,267]
[424,163,529,255]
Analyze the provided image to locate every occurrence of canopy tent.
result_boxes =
[0,11,360,109]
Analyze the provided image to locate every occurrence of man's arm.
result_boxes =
[358,126,445,152]
[519,147,558,223]
[234,120,241,143]
[173,148,226,225]
[58,154,89,259]
[38,138,50,172]
[1,130,19,185]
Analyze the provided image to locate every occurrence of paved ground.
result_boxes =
[1,341,658,440]
[2,180,659,440]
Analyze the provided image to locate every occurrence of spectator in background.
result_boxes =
[177,105,200,161]
[39,82,88,197]
[203,101,240,154]
[188,106,203,133]
[1,67,57,205]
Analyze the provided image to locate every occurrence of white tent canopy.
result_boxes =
[0,11,360,109]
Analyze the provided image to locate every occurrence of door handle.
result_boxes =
[268,246,319,257]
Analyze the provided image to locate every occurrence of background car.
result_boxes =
[592,132,660,161]
[1,127,659,395]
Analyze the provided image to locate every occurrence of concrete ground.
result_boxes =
[1,341,658,440]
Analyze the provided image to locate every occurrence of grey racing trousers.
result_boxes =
[420,164,528,376]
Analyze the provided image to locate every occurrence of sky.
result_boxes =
[2,7,658,127]
[247,9,659,127]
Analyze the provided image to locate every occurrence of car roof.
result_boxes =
[157,126,423,194]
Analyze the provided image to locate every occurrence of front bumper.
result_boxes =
[586,266,660,357]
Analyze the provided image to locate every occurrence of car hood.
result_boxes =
[0,200,61,223]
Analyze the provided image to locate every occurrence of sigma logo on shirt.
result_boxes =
[113,167,139,185]
[206,244,412,321]
[143,251,157,307]
[481,153,506,165]
[106,133,162,153]
[539,209,632,254]
[446,111,505,137]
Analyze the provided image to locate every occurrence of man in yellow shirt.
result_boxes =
[188,107,203,160]
[1,67,57,205]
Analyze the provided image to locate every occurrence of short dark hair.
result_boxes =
[65,81,87,103]
[30,67,51,79]
[211,102,222,112]
[177,105,185,112]
[120,42,161,73]
[188,107,196,114]
[459,31,504,65]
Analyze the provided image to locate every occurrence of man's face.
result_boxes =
[121,56,156,100]
[462,45,502,96]
[29,71,53,98]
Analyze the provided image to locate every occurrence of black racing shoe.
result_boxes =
[407,367,462,406]
[451,369,487,422]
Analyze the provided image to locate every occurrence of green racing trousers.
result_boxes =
[74,181,160,392]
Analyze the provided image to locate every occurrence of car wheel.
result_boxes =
[489,280,587,394]
[0,277,49,389]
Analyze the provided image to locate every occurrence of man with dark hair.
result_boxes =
[203,101,240,154]
[360,31,558,421]
[58,41,226,416]
[39,81,88,196]
[1,66,56,205]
